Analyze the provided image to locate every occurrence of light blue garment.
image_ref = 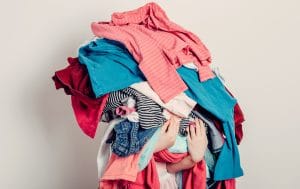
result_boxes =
[169,110,223,154]
[78,38,146,97]
[168,134,188,153]
[168,135,217,181]
[138,127,161,171]
[177,66,243,180]
[176,171,183,189]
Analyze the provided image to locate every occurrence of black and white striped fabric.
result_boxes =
[103,87,210,135]
[179,111,209,136]
[103,87,165,129]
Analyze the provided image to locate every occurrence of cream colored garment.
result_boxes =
[156,162,178,189]
[131,82,197,118]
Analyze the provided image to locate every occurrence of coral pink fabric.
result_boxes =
[91,2,214,103]
[101,153,141,182]
[100,157,160,189]
[52,57,108,138]
[100,149,206,189]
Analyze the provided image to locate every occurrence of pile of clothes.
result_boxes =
[52,2,245,189]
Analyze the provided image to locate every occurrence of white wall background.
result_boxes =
[1,0,299,188]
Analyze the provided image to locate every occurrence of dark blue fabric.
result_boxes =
[177,66,243,180]
[112,119,158,157]
[78,38,146,98]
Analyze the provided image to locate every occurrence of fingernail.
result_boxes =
[189,122,196,127]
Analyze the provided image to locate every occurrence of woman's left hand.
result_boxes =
[186,118,208,163]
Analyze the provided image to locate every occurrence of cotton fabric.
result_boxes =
[177,66,243,180]
[91,2,215,102]
[130,81,197,118]
[52,57,108,138]
[78,38,146,98]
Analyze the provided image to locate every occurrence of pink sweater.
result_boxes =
[91,2,214,102]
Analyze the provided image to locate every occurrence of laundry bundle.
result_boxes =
[52,2,245,189]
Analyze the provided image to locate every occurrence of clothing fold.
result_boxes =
[52,2,246,188]
[52,57,108,138]
[91,2,215,103]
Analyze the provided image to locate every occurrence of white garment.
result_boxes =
[131,82,197,118]
[183,62,198,71]
[115,97,139,123]
[183,63,226,85]
[156,162,178,189]
[206,164,211,178]
[125,111,139,122]
[97,119,123,179]
[78,36,102,48]
[212,66,226,84]
[126,96,136,108]
[119,97,139,122]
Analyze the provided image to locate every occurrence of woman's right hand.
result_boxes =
[154,115,180,152]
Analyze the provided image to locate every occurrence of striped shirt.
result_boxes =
[104,87,165,129]
[91,2,215,103]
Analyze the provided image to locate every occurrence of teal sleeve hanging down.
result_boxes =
[78,38,146,97]
[177,66,243,180]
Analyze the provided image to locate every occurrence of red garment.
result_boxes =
[100,157,160,189]
[155,150,207,189]
[100,150,206,189]
[91,2,214,103]
[211,102,245,146]
[52,57,108,138]
[215,179,236,189]
[225,88,246,145]
[211,87,245,145]
[233,103,245,145]
[154,150,187,163]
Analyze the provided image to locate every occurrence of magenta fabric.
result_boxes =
[100,157,160,189]
[52,57,108,138]
[115,106,136,116]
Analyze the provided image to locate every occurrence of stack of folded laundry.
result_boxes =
[52,2,245,189]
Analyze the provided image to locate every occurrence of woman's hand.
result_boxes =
[154,116,180,152]
[187,118,208,163]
